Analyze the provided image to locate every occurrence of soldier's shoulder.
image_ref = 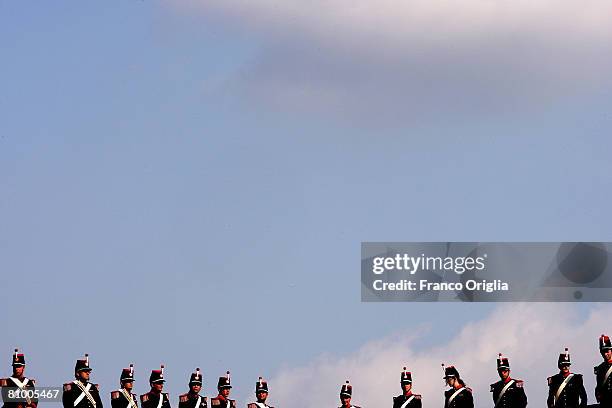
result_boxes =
[93,384,100,391]
[140,393,150,402]
[179,394,189,402]
[209,398,220,406]
[163,393,170,400]
[0,378,8,387]
[514,380,524,387]
[246,404,257,408]
[229,400,236,408]
[490,382,499,391]
[111,391,121,400]
[547,374,559,385]
[29,378,36,385]
[414,394,422,399]
[573,373,584,381]
[466,387,473,393]
[64,383,74,392]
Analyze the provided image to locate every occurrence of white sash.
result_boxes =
[73,381,97,408]
[554,374,574,406]
[400,395,415,408]
[156,394,164,408]
[120,389,137,408]
[604,365,612,387]
[10,377,32,405]
[448,387,465,405]
[10,377,29,390]
[495,380,515,408]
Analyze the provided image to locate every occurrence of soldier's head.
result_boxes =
[149,365,165,392]
[217,372,232,398]
[496,354,510,380]
[443,365,461,388]
[255,377,269,403]
[12,349,25,377]
[600,335,612,363]
[75,354,92,382]
[121,365,135,391]
[557,348,571,373]
[400,367,412,394]
[340,380,352,406]
[189,368,202,395]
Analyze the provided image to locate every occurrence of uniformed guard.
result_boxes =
[594,335,612,408]
[393,367,422,408]
[1,349,37,408]
[442,364,474,408]
[62,354,104,408]
[210,372,235,408]
[489,354,527,408]
[547,348,587,408]
[140,366,171,408]
[178,368,207,408]
[247,377,274,408]
[111,365,138,408]
[339,380,361,408]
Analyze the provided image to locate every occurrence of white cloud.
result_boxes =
[267,303,610,408]
[168,1,612,123]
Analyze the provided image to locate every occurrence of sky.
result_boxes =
[1,1,612,407]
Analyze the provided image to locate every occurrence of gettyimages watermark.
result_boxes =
[361,242,612,302]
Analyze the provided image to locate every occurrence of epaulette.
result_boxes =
[246,404,257,408]
[490,384,495,392]
[230,400,236,408]
[64,383,73,392]
[210,400,220,407]
[575,374,583,378]
[164,393,170,402]
[30,379,36,385]
[140,394,149,403]
[179,394,189,403]
[515,380,524,387]
[466,387,473,393]
[95,384,100,390]
[595,366,599,374]
[111,391,121,400]
[547,377,552,386]
[0,378,7,387]
[414,394,422,399]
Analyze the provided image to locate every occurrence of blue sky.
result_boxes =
[1,1,612,407]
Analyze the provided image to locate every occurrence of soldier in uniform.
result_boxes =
[210,372,235,408]
[442,364,474,408]
[547,348,587,408]
[1,349,37,408]
[594,335,612,408]
[339,380,361,408]
[178,368,207,408]
[393,367,422,408]
[140,366,171,408]
[247,377,274,408]
[111,365,138,408]
[63,354,104,408]
[489,354,527,408]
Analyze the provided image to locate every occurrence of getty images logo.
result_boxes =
[371,253,487,275]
